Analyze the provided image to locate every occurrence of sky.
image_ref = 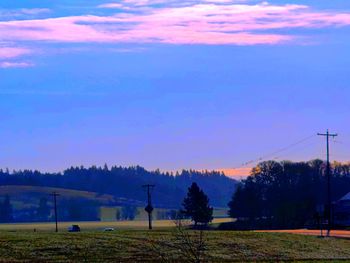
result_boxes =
[0,0,350,178]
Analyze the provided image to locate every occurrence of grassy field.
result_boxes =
[0,228,350,262]
[0,219,231,232]
[100,206,229,221]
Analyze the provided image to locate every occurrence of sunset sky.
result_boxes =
[1,0,350,178]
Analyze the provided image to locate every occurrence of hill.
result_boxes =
[0,166,237,208]
[0,185,147,222]
[0,185,144,209]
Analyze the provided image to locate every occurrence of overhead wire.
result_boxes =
[233,134,318,170]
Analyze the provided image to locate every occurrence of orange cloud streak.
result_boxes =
[217,167,251,179]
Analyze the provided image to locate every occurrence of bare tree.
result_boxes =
[147,219,208,263]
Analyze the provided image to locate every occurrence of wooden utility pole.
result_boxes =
[142,184,155,230]
[318,130,337,237]
[50,192,60,232]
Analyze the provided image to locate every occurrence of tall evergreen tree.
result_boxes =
[182,182,213,226]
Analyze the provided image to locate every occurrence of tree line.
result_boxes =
[0,165,236,208]
[227,160,350,229]
[3,159,348,229]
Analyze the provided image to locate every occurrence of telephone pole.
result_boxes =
[142,184,155,230]
[318,130,337,237]
[50,192,60,232]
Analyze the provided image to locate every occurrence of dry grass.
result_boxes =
[0,219,232,232]
[0,226,349,262]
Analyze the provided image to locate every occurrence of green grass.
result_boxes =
[0,229,349,262]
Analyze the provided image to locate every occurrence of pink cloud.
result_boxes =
[118,0,168,6]
[0,46,32,59]
[0,61,34,68]
[0,2,350,45]
[217,167,251,179]
[0,45,33,68]
[98,3,126,9]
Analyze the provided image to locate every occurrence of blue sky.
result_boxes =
[0,0,350,176]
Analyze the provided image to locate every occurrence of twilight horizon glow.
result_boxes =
[0,0,350,178]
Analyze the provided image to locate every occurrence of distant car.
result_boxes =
[103,227,115,232]
[68,225,81,232]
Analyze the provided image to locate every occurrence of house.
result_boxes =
[333,192,350,227]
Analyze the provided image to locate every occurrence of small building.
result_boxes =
[333,192,350,227]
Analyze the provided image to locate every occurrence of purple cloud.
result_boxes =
[0,2,350,46]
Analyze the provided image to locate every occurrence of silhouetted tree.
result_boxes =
[0,195,13,223]
[121,205,139,220]
[67,199,82,221]
[116,209,121,221]
[57,199,98,221]
[37,197,50,221]
[182,183,213,226]
[227,160,348,229]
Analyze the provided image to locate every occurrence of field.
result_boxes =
[0,220,350,262]
[0,219,231,232]
[100,206,229,221]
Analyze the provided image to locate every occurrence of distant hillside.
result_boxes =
[0,185,231,223]
[0,166,237,207]
[0,185,114,202]
[0,185,143,210]
[0,185,149,223]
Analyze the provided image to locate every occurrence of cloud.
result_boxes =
[98,3,127,9]
[19,8,51,15]
[0,2,350,45]
[202,0,246,3]
[99,0,249,8]
[0,45,33,69]
[0,8,51,19]
[218,167,251,179]
[108,47,148,52]
[0,61,34,68]
[0,46,32,59]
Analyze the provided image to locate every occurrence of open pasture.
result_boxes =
[0,229,349,262]
[0,218,232,232]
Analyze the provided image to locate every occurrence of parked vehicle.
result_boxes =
[103,227,115,232]
[68,225,81,232]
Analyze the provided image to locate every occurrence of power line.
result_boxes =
[272,140,320,161]
[333,139,350,148]
[233,134,317,170]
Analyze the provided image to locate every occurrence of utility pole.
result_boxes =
[50,192,60,232]
[142,184,155,230]
[318,130,337,237]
